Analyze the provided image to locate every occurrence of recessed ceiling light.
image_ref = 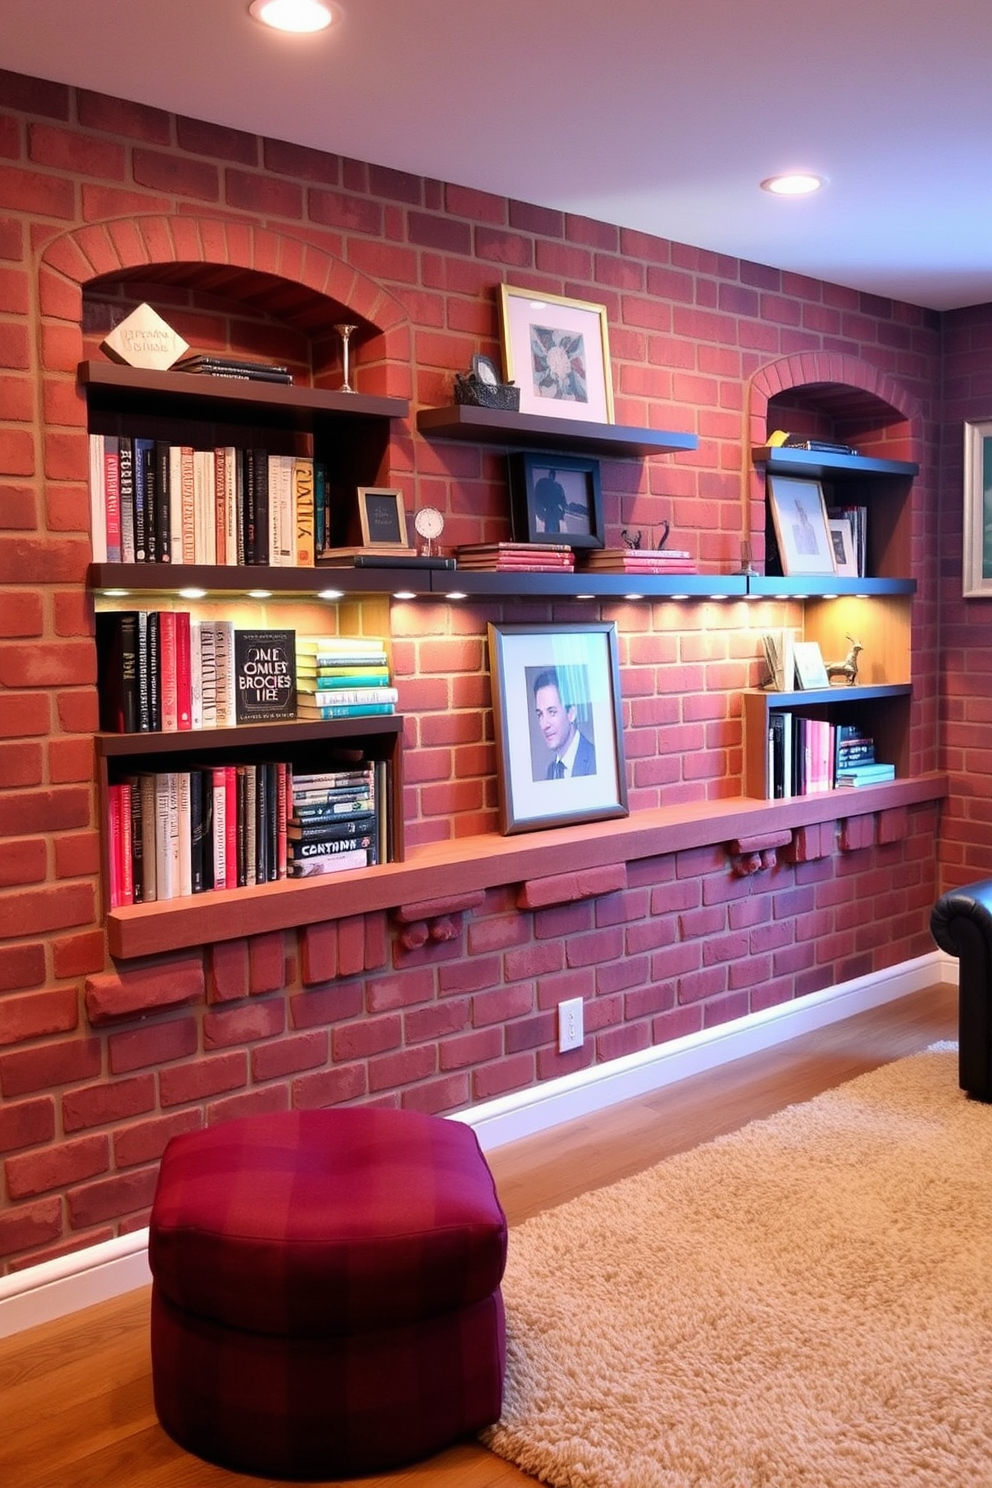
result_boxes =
[249,0,335,33]
[761,173,826,197]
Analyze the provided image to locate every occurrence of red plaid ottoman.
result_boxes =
[148,1106,507,1479]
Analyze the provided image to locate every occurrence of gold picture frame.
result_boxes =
[498,285,615,424]
[357,487,409,549]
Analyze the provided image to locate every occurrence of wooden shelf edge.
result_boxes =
[746,576,916,598]
[80,360,408,420]
[105,773,948,960]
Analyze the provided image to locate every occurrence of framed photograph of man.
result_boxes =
[508,452,605,549]
[963,419,992,597]
[767,475,837,577]
[487,621,628,835]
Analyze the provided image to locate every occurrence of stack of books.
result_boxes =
[173,354,293,384]
[580,547,698,574]
[295,636,396,720]
[834,724,895,787]
[287,764,380,878]
[455,542,575,573]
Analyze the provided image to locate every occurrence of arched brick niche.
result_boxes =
[744,351,923,564]
[39,214,413,398]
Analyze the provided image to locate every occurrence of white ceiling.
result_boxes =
[4,0,992,311]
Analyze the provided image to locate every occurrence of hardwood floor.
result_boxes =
[0,982,957,1488]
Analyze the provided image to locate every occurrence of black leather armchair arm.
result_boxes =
[931,880,992,1101]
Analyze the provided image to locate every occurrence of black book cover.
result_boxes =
[233,629,297,724]
[189,768,207,894]
[265,761,279,882]
[132,436,150,562]
[117,435,135,562]
[287,813,376,842]
[95,611,139,733]
[255,762,269,886]
[155,440,172,562]
[236,765,248,888]
[252,448,269,565]
[137,438,157,567]
[147,611,161,732]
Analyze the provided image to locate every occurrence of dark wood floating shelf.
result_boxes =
[417,404,698,458]
[105,774,948,960]
[95,714,404,759]
[79,360,409,422]
[746,683,911,708]
[746,575,916,598]
[752,445,919,481]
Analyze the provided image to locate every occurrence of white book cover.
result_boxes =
[213,619,236,726]
[154,772,178,901]
[168,445,184,563]
[219,445,238,565]
[199,620,217,728]
[193,449,216,565]
[268,453,295,566]
[189,619,203,730]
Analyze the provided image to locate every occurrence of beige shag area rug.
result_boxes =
[484,1047,992,1488]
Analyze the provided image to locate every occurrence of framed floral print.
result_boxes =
[498,286,615,424]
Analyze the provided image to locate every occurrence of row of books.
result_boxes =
[106,758,386,907]
[296,635,396,721]
[768,716,895,798]
[89,434,328,567]
[95,615,301,732]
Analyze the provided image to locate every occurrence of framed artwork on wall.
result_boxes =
[963,419,992,597]
[487,621,628,835]
[767,475,837,577]
[498,285,615,424]
[507,451,605,549]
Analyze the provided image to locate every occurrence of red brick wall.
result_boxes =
[0,68,951,1274]
[934,303,992,883]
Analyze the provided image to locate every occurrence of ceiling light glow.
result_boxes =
[249,0,335,33]
[761,173,825,197]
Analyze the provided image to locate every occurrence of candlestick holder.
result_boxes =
[334,323,358,393]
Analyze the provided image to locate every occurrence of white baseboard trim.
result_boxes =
[0,952,954,1340]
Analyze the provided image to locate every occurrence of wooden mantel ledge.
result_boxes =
[105,774,948,961]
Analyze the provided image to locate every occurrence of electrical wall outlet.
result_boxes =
[558,996,584,1053]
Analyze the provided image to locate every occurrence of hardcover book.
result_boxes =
[234,629,297,724]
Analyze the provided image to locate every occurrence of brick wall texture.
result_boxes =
[0,67,969,1273]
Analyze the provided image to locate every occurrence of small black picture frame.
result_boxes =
[508,452,605,550]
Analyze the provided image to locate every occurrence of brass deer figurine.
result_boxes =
[825,635,862,686]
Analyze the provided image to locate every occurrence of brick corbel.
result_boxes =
[781,821,836,864]
[727,829,792,876]
[301,911,389,986]
[838,813,876,852]
[85,956,204,1024]
[393,891,486,952]
[877,805,909,845]
[516,863,628,911]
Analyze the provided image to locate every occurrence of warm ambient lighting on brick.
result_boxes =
[248,0,336,32]
[761,173,826,196]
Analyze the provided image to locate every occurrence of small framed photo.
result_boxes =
[498,285,615,424]
[828,516,858,577]
[793,640,830,690]
[357,487,408,549]
[963,419,992,597]
[487,621,628,835]
[507,452,605,549]
[767,475,837,577]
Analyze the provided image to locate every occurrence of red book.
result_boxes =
[158,611,178,732]
[174,611,192,731]
[224,765,238,890]
[102,435,121,562]
[276,761,288,879]
[117,781,134,905]
[107,782,123,909]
